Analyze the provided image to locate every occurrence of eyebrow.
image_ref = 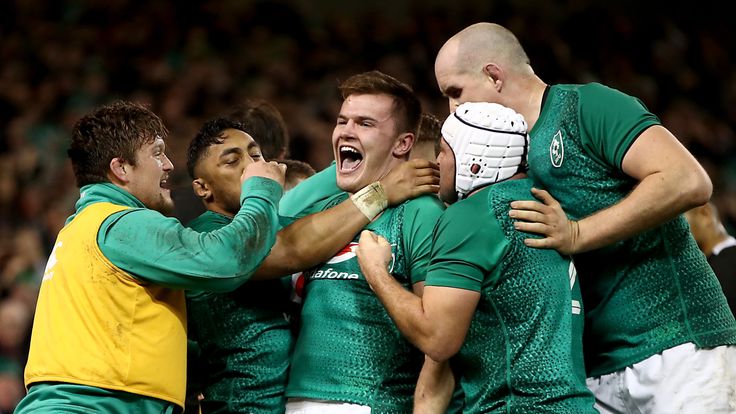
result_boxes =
[442,86,461,97]
[219,147,244,158]
[338,114,379,123]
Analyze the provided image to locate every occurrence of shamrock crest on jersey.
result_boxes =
[550,130,564,167]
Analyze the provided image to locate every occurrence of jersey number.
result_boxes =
[568,261,581,315]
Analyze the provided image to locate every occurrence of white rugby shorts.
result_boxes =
[586,342,736,413]
[286,398,371,414]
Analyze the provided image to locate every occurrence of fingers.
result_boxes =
[414,184,440,195]
[412,167,441,178]
[359,230,377,244]
[274,161,287,174]
[413,174,440,187]
[523,237,555,249]
[530,187,558,207]
[376,233,390,247]
[408,158,439,169]
[509,200,548,213]
[513,221,552,236]
[508,208,547,223]
[359,230,390,246]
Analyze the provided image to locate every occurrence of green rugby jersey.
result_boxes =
[528,83,736,376]
[187,211,293,414]
[286,193,444,414]
[426,179,596,413]
[279,163,338,217]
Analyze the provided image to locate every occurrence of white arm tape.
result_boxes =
[350,181,388,221]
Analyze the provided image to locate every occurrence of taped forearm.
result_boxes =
[350,181,388,221]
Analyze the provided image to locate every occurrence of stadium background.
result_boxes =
[0,0,734,411]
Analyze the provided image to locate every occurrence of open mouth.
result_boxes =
[160,177,170,191]
[338,145,363,173]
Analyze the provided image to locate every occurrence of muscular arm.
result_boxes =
[252,199,369,278]
[357,231,479,361]
[101,177,282,292]
[511,126,712,254]
[414,357,455,414]
[253,159,440,279]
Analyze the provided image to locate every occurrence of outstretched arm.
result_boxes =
[253,159,440,279]
[356,230,479,361]
[414,356,455,414]
[509,126,711,254]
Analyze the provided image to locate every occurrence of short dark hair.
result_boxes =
[227,99,289,160]
[68,101,168,188]
[282,159,316,182]
[187,117,248,179]
[417,112,443,155]
[338,70,421,135]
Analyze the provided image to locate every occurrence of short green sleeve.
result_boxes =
[425,194,509,291]
[400,195,446,284]
[578,83,661,170]
[279,163,338,218]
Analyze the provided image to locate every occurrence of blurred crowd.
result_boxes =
[0,0,734,411]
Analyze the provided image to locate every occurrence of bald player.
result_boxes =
[432,22,736,413]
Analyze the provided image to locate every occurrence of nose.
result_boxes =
[448,99,459,113]
[162,153,174,172]
[337,119,358,138]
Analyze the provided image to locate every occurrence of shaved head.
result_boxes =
[436,23,532,77]
[435,23,549,132]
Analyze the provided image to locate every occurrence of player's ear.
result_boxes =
[109,157,130,184]
[392,132,415,157]
[483,63,504,92]
[192,178,212,201]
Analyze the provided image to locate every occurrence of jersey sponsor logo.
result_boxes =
[306,267,360,280]
[550,130,564,168]
[291,272,305,304]
[326,242,359,264]
[312,241,395,280]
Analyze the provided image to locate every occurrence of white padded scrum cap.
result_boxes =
[442,102,528,199]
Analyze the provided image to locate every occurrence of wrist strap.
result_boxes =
[351,181,388,221]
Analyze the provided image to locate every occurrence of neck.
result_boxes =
[206,203,235,219]
[509,75,547,131]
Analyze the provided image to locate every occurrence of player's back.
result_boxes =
[441,179,596,413]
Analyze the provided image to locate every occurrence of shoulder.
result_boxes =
[299,163,337,188]
[401,194,446,219]
[187,211,231,232]
[441,187,497,226]
[280,163,339,216]
[434,193,509,249]
[490,178,535,202]
[403,194,445,209]
[577,82,648,110]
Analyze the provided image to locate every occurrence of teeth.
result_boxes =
[340,146,359,154]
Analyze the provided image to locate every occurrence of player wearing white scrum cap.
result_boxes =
[440,101,528,200]
[356,101,597,413]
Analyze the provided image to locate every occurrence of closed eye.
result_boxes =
[223,155,241,165]
[445,87,462,99]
